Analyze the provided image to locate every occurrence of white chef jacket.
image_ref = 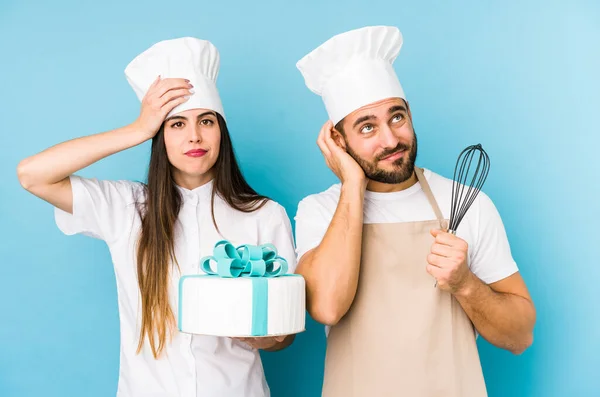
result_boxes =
[54,175,297,397]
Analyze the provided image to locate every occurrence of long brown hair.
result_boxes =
[135,113,268,358]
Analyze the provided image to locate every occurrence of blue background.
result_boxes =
[1,0,598,396]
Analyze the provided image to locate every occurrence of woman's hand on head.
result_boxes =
[133,76,193,140]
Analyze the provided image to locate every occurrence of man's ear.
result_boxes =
[332,127,346,150]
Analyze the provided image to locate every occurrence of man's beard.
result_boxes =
[346,132,418,184]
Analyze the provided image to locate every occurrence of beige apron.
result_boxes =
[322,168,487,397]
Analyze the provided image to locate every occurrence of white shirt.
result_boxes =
[295,168,518,286]
[54,175,297,397]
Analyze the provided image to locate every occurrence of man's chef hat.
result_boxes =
[296,26,405,125]
[125,37,225,119]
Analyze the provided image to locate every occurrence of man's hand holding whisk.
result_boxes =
[426,229,475,295]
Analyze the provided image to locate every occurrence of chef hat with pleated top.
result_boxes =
[296,26,406,125]
[125,37,225,119]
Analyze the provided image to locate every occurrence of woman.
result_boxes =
[17,37,296,397]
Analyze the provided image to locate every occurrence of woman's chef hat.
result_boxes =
[296,26,405,125]
[125,37,225,119]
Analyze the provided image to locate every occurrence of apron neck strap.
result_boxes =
[414,167,447,230]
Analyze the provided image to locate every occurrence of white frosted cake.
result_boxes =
[178,240,306,337]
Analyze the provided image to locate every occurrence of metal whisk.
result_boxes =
[448,144,490,234]
[434,144,490,287]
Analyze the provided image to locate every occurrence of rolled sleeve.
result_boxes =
[260,202,298,273]
[469,193,519,284]
[294,196,333,262]
[54,175,141,244]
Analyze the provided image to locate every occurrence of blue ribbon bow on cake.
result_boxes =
[200,240,289,279]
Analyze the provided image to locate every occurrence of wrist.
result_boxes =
[341,178,367,196]
[454,271,479,298]
[125,121,154,143]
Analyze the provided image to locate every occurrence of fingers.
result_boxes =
[317,121,332,158]
[162,96,190,114]
[427,253,444,268]
[156,78,191,96]
[426,264,449,283]
[274,335,286,343]
[430,243,453,258]
[323,122,345,155]
[430,228,442,238]
[142,78,191,108]
[426,264,444,284]
[159,88,192,108]
[430,229,469,251]
[142,78,191,104]
[149,75,161,89]
[428,249,465,267]
[426,264,439,277]
[317,121,331,155]
[233,336,282,350]
[318,120,348,162]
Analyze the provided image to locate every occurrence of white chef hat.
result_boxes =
[296,26,405,125]
[124,37,225,119]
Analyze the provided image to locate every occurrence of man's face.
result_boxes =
[337,98,417,184]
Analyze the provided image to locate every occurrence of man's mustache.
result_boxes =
[376,143,411,161]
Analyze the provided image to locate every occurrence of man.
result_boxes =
[294,26,536,396]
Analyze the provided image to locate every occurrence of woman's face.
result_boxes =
[163,108,221,188]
